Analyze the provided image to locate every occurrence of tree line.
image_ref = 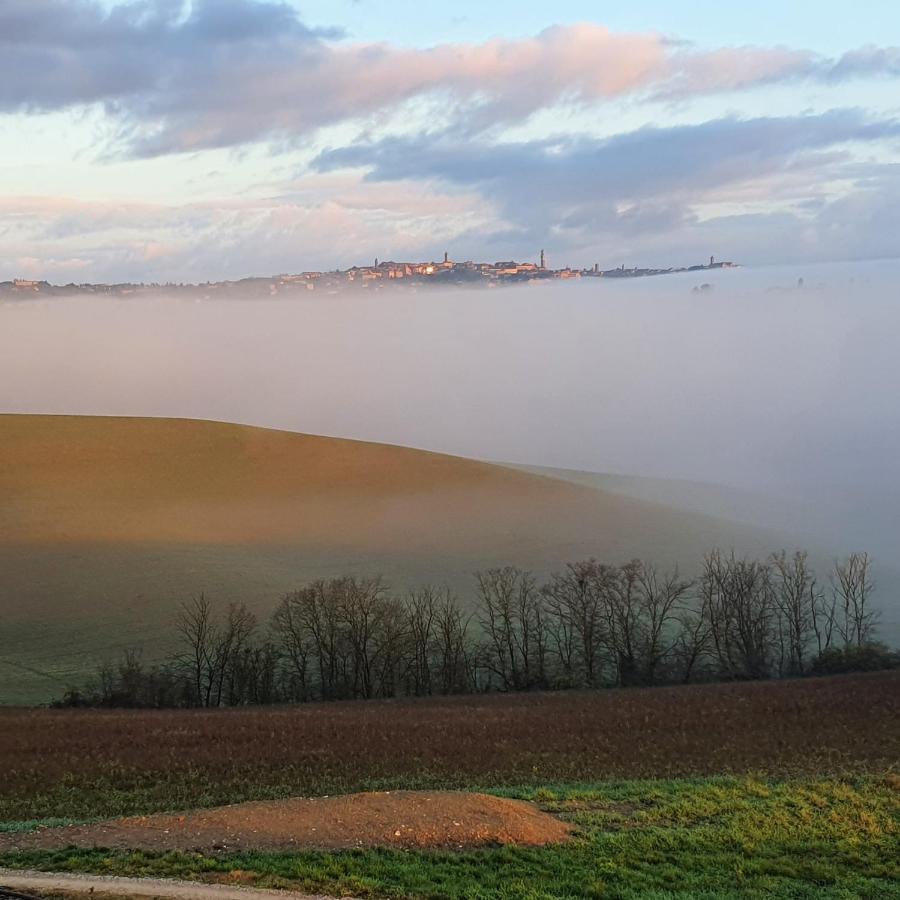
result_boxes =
[57,549,898,708]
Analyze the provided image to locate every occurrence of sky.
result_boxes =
[2,0,900,282]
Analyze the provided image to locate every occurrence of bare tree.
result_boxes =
[273,577,410,701]
[56,542,889,709]
[832,553,878,647]
[230,641,279,706]
[291,579,350,700]
[603,560,643,686]
[271,591,314,702]
[543,560,608,687]
[811,578,837,655]
[476,567,545,691]
[216,602,257,706]
[672,601,713,684]
[595,560,693,686]
[337,576,399,699]
[177,593,217,707]
[701,551,775,680]
[635,563,694,685]
[175,596,257,707]
[405,587,438,696]
[372,594,410,698]
[542,580,577,686]
[433,589,475,694]
[771,550,821,675]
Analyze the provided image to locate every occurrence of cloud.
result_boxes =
[7,108,899,283]
[312,109,900,253]
[826,45,900,80]
[656,45,815,98]
[5,4,900,277]
[0,175,498,282]
[0,0,326,110]
[3,2,900,156]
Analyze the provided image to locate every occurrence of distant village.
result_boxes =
[2,252,737,299]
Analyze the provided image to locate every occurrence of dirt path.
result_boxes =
[0,870,351,900]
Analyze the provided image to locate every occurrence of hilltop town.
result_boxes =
[2,253,737,298]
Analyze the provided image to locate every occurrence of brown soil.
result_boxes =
[0,413,771,553]
[0,792,572,852]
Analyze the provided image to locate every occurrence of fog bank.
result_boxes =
[3,258,899,563]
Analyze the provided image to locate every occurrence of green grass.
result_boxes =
[0,818,100,835]
[2,777,898,899]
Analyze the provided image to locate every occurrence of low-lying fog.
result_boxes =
[3,259,899,597]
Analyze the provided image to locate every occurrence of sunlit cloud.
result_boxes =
[3,2,900,156]
[3,1,900,279]
[0,175,501,281]
[313,109,900,259]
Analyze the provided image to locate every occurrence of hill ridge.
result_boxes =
[0,414,787,704]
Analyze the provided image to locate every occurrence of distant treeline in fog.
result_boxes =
[56,550,898,709]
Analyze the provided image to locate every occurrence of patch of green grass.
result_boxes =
[2,778,897,899]
[0,818,99,834]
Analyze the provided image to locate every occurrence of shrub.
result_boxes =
[810,642,900,675]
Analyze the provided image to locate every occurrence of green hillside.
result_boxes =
[1,415,788,704]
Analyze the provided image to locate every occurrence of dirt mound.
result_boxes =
[1,792,571,852]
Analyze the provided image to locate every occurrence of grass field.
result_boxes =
[1,673,897,897]
[0,414,786,705]
[3,777,898,899]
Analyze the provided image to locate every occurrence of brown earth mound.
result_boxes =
[1,792,571,852]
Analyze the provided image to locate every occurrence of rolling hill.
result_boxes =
[1,414,793,704]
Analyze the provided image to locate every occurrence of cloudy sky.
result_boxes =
[3,0,900,282]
